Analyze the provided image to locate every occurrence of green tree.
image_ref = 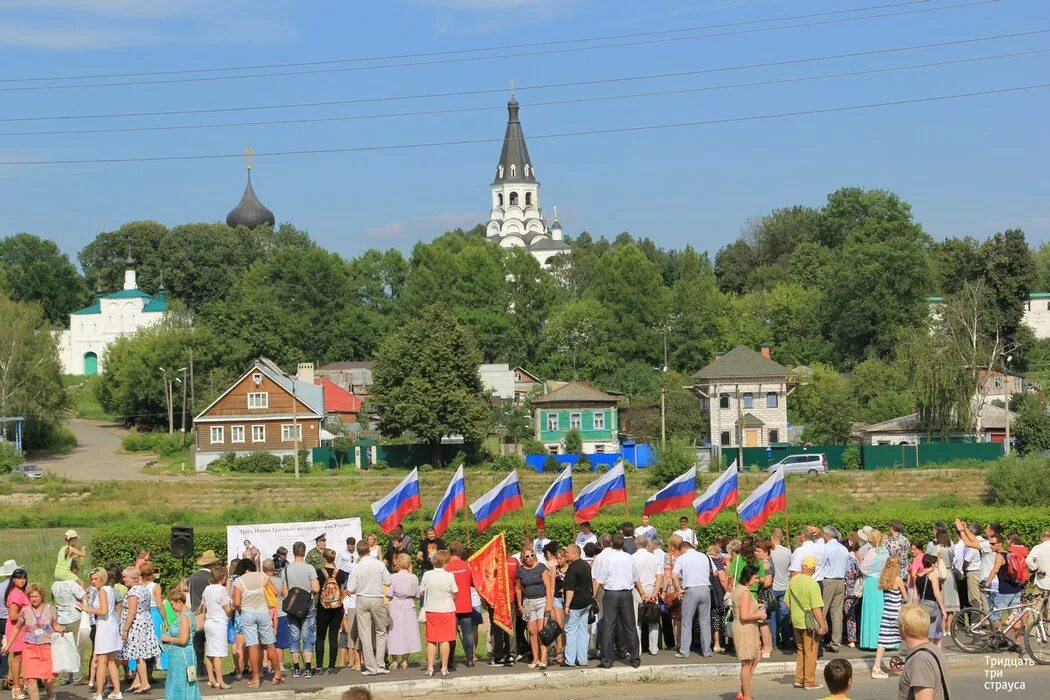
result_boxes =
[504,248,557,366]
[930,236,984,296]
[817,187,918,249]
[78,220,169,293]
[562,428,583,454]
[370,308,488,466]
[537,297,617,380]
[898,328,974,439]
[789,364,859,443]
[593,241,668,365]
[96,315,221,425]
[490,399,533,447]
[157,223,265,311]
[713,239,755,294]
[1011,395,1050,455]
[1032,241,1050,293]
[980,228,1035,346]
[848,358,915,422]
[737,283,830,366]
[0,295,67,447]
[0,233,89,325]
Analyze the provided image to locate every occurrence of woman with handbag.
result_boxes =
[842,540,863,648]
[706,545,730,653]
[542,545,566,664]
[515,549,550,670]
[79,568,121,700]
[732,565,767,700]
[753,542,775,658]
[858,530,888,650]
[870,557,908,679]
[914,554,947,647]
[159,590,201,700]
[201,567,231,690]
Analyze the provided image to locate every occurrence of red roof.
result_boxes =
[315,378,363,414]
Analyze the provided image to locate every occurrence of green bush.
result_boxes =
[646,437,695,487]
[562,429,583,455]
[30,423,78,454]
[520,438,546,455]
[486,454,525,474]
[987,455,1050,506]
[90,524,228,592]
[122,429,189,456]
[574,453,592,473]
[0,441,22,474]
[542,454,562,473]
[231,452,282,473]
[842,444,862,470]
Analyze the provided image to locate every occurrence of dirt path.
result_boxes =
[35,418,155,480]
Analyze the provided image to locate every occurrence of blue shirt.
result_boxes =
[821,539,850,580]
[0,578,9,619]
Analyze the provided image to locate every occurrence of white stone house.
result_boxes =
[57,257,167,375]
[690,346,793,461]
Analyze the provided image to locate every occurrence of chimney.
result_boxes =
[297,362,314,384]
[760,344,771,360]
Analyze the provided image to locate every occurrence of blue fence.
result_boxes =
[525,442,655,472]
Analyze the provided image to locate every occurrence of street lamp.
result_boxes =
[1004,354,1013,455]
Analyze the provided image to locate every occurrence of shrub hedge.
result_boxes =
[90,505,1050,591]
[121,429,190,457]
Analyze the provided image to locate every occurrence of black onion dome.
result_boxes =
[226,172,275,229]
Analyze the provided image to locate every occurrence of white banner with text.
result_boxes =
[225,517,363,563]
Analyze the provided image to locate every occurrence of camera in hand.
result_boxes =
[272,547,288,572]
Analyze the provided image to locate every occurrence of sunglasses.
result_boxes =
[523,553,536,559]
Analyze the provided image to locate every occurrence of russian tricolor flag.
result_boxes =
[573,461,627,523]
[431,466,467,537]
[536,465,574,527]
[694,464,739,526]
[644,466,696,516]
[470,470,524,532]
[371,467,422,534]
[737,466,787,533]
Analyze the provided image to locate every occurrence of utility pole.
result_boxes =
[160,368,174,433]
[179,367,188,433]
[188,351,195,429]
[292,381,300,480]
[736,381,743,469]
[661,329,668,449]
[1004,354,1013,455]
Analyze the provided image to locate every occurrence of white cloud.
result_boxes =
[359,211,487,243]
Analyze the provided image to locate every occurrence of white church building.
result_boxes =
[485,95,570,267]
[58,257,168,375]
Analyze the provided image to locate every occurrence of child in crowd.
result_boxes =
[820,658,853,700]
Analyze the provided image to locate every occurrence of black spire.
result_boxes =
[492,94,536,186]
[226,170,275,229]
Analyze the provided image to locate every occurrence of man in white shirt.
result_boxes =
[957,520,995,613]
[632,535,663,655]
[769,528,794,651]
[637,515,658,541]
[576,522,598,551]
[1026,531,1050,597]
[672,541,712,658]
[347,540,392,675]
[533,525,552,556]
[336,537,359,575]
[673,516,697,547]
[50,567,86,684]
[790,527,827,583]
[591,533,641,668]
[819,526,849,651]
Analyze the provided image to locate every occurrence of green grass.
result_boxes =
[63,374,116,421]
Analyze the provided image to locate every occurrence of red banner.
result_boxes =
[467,532,513,633]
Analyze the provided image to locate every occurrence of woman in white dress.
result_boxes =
[79,568,121,700]
[202,567,232,690]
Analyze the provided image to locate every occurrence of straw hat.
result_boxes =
[196,550,220,566]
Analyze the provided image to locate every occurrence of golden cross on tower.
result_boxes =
[509,79,515,99]
[243,145,254,171]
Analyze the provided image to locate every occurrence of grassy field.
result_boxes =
[63,375,116,421]
[0,464,993,531]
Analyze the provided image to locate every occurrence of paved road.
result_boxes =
[36,419,154,480]
[469,664,1047,700]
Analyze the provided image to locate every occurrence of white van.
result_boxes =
[768,453,828,476]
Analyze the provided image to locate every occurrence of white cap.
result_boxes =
[64,529,79,540]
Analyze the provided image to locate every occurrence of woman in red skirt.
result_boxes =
[418,551,458,677]
[16,583,65,700]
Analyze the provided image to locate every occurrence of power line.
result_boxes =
[0,0,947,83]
[0,0,998,92]
[1,48,1044,138]
[3,28,1043,124]
[2,82,1045,166]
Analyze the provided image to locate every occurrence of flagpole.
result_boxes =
[463,501,472,548]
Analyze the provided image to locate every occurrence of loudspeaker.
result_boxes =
[171,525,194,559]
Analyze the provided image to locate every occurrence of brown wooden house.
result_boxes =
[192,357,324,471]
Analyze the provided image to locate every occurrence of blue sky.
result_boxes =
[0,0,1047,262]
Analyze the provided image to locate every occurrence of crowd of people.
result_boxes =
[1,519,1048,700]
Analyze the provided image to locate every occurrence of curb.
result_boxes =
[206,651,976,699]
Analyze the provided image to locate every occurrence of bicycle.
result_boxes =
[951,590,1050,663]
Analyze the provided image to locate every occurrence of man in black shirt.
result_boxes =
[562,544,594,667]
[416,527,446,572]
[189,550,219,675]
[384,524,413,572]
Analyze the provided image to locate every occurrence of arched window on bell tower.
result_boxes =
[510,164,516,177]
[525,192,532,206]
[509,192,519,206]
[497,193,504,206]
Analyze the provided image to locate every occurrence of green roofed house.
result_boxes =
[533,381,620,454]
[57,256,168,375]
[690,346,794,463]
